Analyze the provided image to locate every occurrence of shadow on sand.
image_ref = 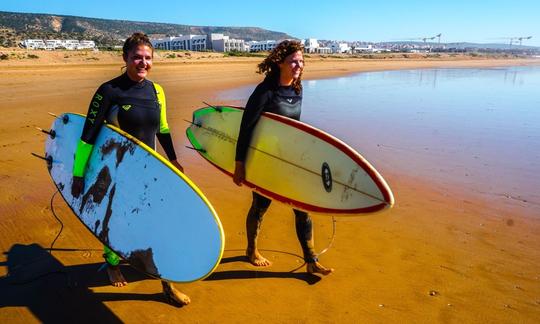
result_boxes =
[1,244,321,322]
[0,243,164,323]
[205,252,322,285]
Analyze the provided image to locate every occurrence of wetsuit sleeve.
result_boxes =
[153,83,177,161]
[156,133,177,161]
[235,82,272,162]
[73,85,112,177]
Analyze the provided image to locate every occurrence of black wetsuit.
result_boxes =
[236,76,302,161]
[81,73,176,160]
[236,76,317,263]
[75,73,177,267]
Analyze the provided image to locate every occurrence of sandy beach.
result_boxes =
[1,50,539,323]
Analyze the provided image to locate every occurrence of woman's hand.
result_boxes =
[71,176,85,198]
[233,161,245,186]
[170,159,184,173]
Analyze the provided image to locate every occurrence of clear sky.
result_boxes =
[1,0,539,46]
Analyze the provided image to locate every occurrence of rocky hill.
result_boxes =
[0,11,294,47]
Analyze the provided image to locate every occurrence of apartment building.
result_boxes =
[208,33,246,52]
[152,35,207,51]
[248,40,277,52]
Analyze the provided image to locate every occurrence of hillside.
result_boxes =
[0,11,294,47]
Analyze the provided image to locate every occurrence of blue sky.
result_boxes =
[1,0,539,46]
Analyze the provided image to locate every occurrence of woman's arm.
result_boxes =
[154,82,183,173]
[233,81,272,185]
[72,84,112,196]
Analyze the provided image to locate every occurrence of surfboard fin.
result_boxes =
[202,101,222,112]
[48,112,69,124]
[31,153,53,170]
[36,127,56,139]
[185,146,207,154]
[183,119,202,128]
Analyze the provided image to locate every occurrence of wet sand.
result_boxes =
[1,52,540,323]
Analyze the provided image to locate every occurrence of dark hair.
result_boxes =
[122,32,154,58]
[257,40,304,94]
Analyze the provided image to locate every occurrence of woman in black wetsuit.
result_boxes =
[233,40,334,276]
[71,32,190,306]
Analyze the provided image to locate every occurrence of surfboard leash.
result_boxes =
[48,190,63,254]
[6,190,70,286]
[316,214,337,257]
[287,214,337,273]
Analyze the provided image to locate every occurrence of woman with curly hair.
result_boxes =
[233,40,334,275]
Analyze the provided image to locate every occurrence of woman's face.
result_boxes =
[124,44,153,82]
[278,50,304,81]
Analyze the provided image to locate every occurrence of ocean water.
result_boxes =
[219,66,540,209]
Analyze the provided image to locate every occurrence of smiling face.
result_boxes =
[124,44,153,82]
[278,50,304,85]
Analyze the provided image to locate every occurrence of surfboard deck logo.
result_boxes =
[186,106,394,214]
[44,113,225,283]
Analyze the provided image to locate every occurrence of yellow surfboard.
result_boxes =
[187,106,394,214]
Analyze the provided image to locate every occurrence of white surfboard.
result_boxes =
[44,113,224,282]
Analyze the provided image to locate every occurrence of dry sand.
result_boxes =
[1,50,539,323]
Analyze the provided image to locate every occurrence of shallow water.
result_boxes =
[219,67,540,210]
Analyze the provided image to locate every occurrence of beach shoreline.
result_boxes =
[1,55,539,323]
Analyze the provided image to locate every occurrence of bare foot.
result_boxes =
[246,249,272,267]
[163,283,191,306]
[107,265,128,287]
[307,262,334,276]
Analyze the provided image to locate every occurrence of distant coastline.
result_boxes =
[1,47,539,69]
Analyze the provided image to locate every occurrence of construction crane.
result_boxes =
[399,33,442,44]
[495,36,533,48]
[517,36,532,46]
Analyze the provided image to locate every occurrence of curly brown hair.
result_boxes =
[257,40,304,94]
[122,32,154,58]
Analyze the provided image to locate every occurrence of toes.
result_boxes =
[307,263,334,275]
[253,258,271,267]
[182,297,191,305]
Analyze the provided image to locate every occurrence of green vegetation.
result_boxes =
[0,53,8,60]
[223,50,265,57]
[27,54,39,59]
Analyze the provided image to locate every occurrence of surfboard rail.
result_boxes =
[186,106,394,214]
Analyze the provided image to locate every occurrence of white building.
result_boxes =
[208,33,246,52]
[62,40,80,50]
[331,42,351,53]
[21,39,46,50]
[22,39,96,50]
[303,38,319,53]
[248,40,277,52]
[352,44,387,53]
[78,40,97,50]
[317,47,332,54]
[45,40,63,50]
[152,35,207,51]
